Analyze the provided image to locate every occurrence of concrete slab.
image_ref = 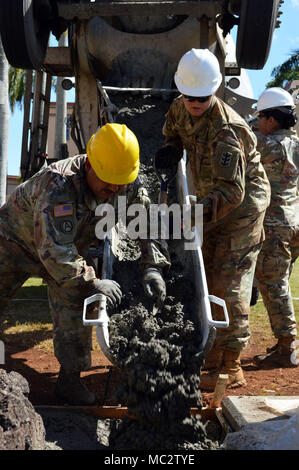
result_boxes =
[222,396,299,431]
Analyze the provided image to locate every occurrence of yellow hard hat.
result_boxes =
[86,123,140,185]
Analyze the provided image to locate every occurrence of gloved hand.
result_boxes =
[96,279,122,308]
[154,144,182,169]
[142,268,166,309]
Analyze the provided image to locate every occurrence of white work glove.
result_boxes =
[96,279,122,308]
[142,268,166,309]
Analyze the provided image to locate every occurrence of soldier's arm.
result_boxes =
[200,129,246,230]
[255,132,270,160]
[33,173,99,294]
[162,105,184,153]
[126,179,171,273]
[255,131,283,176]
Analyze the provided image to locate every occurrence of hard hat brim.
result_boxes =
[95,162,140,185]
[174,72,222,97]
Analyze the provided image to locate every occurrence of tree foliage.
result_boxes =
[8,67,26,113]
[267,49,299,88]
[9,67,56,113]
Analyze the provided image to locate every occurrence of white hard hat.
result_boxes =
[174,48,222,96]
[257,87,295,112]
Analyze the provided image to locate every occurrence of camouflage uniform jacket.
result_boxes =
[255,129,299,227]
[163,96,271,250]
[0,155,170,294]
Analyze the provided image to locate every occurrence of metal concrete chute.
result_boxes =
[82,230,116,364]
[82,292,114,363]
[176,152,230,352]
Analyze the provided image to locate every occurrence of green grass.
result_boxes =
[2,276,101,353]
[14,276,48,299]
[290,259,299,298]
[2,277,52,351]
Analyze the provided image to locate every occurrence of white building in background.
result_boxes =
[6,101,78,197]
[285,80,299,135]
[47,101,78,160]
[6,175,19,197]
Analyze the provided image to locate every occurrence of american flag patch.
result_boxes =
[54,204,74,217]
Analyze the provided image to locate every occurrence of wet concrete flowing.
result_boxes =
[105,94,221,450]
[108,252,218,450]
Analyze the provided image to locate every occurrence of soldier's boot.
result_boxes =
[202,345,224,370]
[55,367,96,405]
[254,336,299,368]
[200,350,246,392]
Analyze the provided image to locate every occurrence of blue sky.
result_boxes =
[7,1,299,175]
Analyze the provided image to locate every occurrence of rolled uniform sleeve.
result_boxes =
[33,173,98,294]
[126,179,171,273]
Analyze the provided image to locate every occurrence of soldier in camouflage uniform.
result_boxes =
[253,87,299,368]
[0,123,170,405]
[154,49,270,391]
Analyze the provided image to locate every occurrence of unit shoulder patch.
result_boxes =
[220,151,233,167]
[213,142,241,181]
[50,202,77,244]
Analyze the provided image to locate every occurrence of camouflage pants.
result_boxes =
[0,237,93,372]
[202,231,262,352]
[255,225,299,339]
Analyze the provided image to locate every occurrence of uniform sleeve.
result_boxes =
[33,173,98,294]
[161,103,184,152]
[255,132,270,160]
[200,128,246,229]
[162,104,179,140]
[126,179,171,273]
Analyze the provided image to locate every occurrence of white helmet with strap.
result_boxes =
[257,87,295,112]
[174,48,222,96]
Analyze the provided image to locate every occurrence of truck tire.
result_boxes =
[236,0,280,69]
[0,0,52,69]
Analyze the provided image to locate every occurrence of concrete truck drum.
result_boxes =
[0,1,284,167]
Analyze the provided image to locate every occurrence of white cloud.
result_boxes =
[291,0,299,7]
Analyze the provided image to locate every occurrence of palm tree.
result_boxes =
[267,49,299,88]
[0,36,9,206]
[8,67,26,112]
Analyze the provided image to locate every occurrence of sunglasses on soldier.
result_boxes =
[183,95,211,103]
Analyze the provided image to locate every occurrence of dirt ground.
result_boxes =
[3,329,299,408]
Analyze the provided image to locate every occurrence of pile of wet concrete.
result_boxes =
[108,249,218,450]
